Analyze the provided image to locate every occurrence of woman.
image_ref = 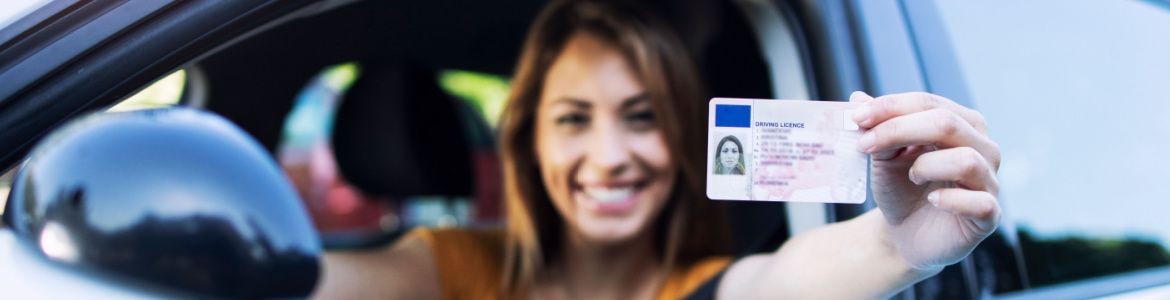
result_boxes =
[316,0,1002,298]
[714,135,745,175]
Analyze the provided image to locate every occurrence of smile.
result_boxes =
[574,181,646,214]
[582,186,634,203]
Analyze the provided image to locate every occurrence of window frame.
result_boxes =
[0,0,317,172]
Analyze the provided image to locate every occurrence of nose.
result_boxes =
[583,119,632,177]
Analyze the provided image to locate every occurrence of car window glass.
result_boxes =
[937,0,1170,288]
[0,0,50,29]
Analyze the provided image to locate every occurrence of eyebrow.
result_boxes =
[550,93,650,110]
[619,93,650,110]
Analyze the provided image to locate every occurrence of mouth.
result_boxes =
[575,181,646,215]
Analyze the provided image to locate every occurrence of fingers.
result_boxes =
[858,108,1001,168]
[849,91,875,103]
[908,147,998,194]
[927,188,1000,233]
[852,92,988,134]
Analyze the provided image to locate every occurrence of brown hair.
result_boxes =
[498,0,729,293]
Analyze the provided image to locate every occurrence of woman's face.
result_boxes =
[533,32,676,244]
[719,141,740,169]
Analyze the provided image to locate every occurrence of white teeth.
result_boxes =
[583,186,633,203]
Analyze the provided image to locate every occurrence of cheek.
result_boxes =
[534,129,584,197]
[628,132,673,175]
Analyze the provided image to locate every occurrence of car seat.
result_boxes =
[329,60,501,247]
[681,0,790,258]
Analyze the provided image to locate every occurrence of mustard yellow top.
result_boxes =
[409,228,731,300]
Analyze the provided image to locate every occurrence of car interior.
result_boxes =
[189,0,793,256]
[0,0,1058,298]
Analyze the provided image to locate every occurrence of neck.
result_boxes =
[552,229,665,299]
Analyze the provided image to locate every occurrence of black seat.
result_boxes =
[658,0,789,257]
[331,61,473,198]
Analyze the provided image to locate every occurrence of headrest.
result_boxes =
[330,61,473,198]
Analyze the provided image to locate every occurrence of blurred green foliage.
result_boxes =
[438,70,510,128]
[109,70,185,112]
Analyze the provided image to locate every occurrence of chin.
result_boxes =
[571,211,653,243]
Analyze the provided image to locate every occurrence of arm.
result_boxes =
[312,234,441,299]
[719,91,1001,299]
[718,210,938,299]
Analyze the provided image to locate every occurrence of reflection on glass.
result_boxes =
[38,221,80,263]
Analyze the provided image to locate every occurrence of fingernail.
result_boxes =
[852,104,871,124]
[857,132,874,153]
[849,91,865,102]
[927,191,940,206]
[908,170,922,185]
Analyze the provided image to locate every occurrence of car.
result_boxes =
[1,0,1168,298]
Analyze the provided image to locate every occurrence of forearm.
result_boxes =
[721,210,940,299]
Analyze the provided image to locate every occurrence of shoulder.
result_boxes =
[657,256,734,300]
[412,227,506,256]
[412,227,509,299]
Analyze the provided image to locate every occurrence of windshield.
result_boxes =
[0,0,52,30]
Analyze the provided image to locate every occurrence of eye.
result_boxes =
[730,148,738,154]
[721,148,729,153]
[624,110,655,131]
[556,113,589,126]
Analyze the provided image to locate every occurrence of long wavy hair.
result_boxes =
[497,0,729,294]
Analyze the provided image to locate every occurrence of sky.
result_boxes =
[935,0,1170,247]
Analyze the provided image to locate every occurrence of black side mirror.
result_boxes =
[3,108,321,298]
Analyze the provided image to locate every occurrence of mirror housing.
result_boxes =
[3,108,321,297]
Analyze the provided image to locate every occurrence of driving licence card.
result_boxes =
[706,98,867,203]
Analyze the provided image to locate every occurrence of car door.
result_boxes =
[0,0,321,296]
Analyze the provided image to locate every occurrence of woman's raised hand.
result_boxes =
[850,91,1001,271]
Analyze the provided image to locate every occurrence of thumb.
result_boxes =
[849,91,875,103]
